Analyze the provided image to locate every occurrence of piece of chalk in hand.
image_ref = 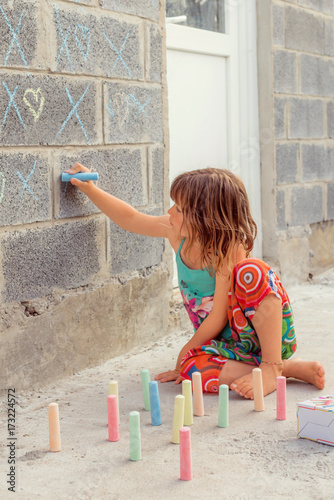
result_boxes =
[61,172,99,182]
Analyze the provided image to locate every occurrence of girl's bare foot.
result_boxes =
[282,358,325,389]
[230,358,325,399]
[230,363,282,399]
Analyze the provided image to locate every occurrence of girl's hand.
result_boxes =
[155,369,183,385]
[65,162,93,194]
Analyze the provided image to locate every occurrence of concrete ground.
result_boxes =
[1,271,334,500]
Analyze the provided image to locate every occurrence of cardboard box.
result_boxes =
[297,395,334,446]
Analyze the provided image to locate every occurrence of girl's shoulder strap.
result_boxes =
[176,238,186,259]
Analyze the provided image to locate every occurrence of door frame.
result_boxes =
[166,0,262,264]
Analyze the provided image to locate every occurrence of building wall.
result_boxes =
[0,0,172,390]
[257,0,334,283]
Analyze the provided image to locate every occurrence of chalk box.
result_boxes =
[297,395,334,446]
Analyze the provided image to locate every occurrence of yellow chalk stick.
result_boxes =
[172,395,185,444]
[182,380,193,426]
[108,380,119,421]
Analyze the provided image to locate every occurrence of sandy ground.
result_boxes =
[1,271,334,500]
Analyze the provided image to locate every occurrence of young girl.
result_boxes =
[68,164,325,399]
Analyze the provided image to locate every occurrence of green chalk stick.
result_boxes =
[218,384,229,428]
[141,369,151,411]
[129,411,141,461]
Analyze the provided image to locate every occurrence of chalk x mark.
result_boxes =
[2,82,26,130]
[56,4,75,73]
[0,5,31,76]
[56,85,91,145]
[128,94,151,124]
[17,160,38,202]
[102,30,132,78]
[74,24,91,61]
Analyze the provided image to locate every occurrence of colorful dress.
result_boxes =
[177,240,297,393]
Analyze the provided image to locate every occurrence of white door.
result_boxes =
[166,1,262,286]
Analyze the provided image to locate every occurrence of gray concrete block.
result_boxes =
[325,19,334,56]
[51,2,100,76]
[276,143,299,184]
[0,0,43,71]
[274,98,288,139]
[276,189,287,230]
[0,72,101,146]
[288,98,324,139]
[301,55,334,97]
[302,144,333,181]
[149,145,164,204]
[272,5,285,47]
[99,0,160,21]
[0,152,51,226]
[100,15,143,81]
[290,185,323,226]
[109,207,163,274]
[274,50,297,94]
[298,0,334,15]
[327,182,334,219]
[285,6,324,55]
[104,82,163,144]
[55,148,146,219]
[327,102,334,138]
[50,3,144,80]
[1,219,103,301]
[148,23,162,82]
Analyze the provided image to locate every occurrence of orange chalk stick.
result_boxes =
[48,403,61,452]
[253,368,265,412]
[192,372,204,417]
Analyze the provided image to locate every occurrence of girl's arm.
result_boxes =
[155,273,230,383]
[67,163,172,238]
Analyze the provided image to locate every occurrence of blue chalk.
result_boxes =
[61,172,99,182]
[149,381,162,426]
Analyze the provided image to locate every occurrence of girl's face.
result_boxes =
[168,203,188,236]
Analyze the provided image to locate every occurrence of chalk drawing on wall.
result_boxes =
[0,172,5,205]
[17,160,38,202]
[107,92,151,129]
[106,92,128,129]
[74,24,91,61]
[102,30,132,78]
[56,85,91,145]
[0,5,30,75]
[23,88,45,122]
[2,82,26,130]
[128,94,151,125]
[56,4,76,74]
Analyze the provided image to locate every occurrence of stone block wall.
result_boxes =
[258,0,334,282]
[0,0,170,390]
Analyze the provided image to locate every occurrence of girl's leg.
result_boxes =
[227,295,325,399]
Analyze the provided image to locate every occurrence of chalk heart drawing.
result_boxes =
[114,92,129,129]
[75,24,91,61]
[23,88,45,122]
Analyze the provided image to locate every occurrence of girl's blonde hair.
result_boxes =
[170,168,257,275]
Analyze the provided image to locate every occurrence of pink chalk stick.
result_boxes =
[108,395,119,441]
[180,427,192,481]
[276,376,287,420]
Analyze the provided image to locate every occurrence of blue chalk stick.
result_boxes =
[149,381,162,426]
[61,172,99,182]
